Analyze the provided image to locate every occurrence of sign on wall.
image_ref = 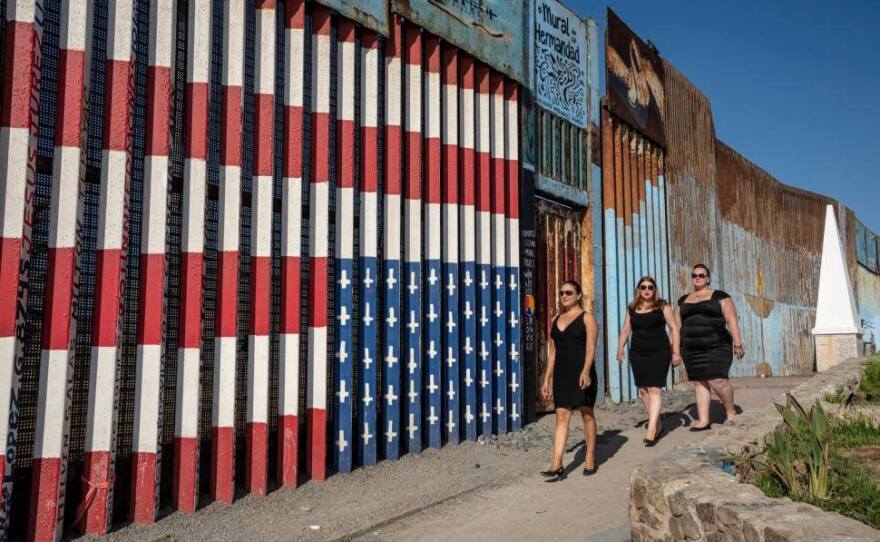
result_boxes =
[606,8,666,147]
[392,0,528,83]
[534,0,588,128]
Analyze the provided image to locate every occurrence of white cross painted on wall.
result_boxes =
[385,346,398,368]
[464,368,474,388]
[427,407,438,425]
[509,273,517,290]
[479,403,490,423]
[495,360,504,377]
[509,373,519,393]
[446,347,456,368]
[427,304,438,323]
[509,311,519,328]
[336,341,349,364]
[385,385,398,405]
[494,301,503,318]
[463,270,473,287]
[494,274,503,290]
[479,342,489,362]
[427,374,439,394]
[463,301,473,320]
[363,347,373,369]
[494,398,505,415]
[480,270,488,290]
[446,312,456,333]
[363,267,374,289]
[447,382,456,401]
[407,312,419,334]
[463,337,473,356]
[338,306,351,326]
[408,272,419,295]
[480,369,489,388]
[337,380,349,403]
[385,421,397,442]
[407,414,418,440]
[408,380,419,403]
[386,268,397,290]
[337,430,348,452]
[362,303,373,327]
[428,268,439,286]
[408,349,417,374]
[362,423,373,445]
[446,273,456,295]
[480,307,488,327]
[494,332,503,347]
[386,307,397,328]
[363,383,374,406]
[510,403,519,421]
[509,343,519,361]
[465,405,475,424]
[338,270,351,290]
[427,340,438,360]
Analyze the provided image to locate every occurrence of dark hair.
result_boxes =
[627,275,667,311]
[692,263,711,277]
[561,279,583,295]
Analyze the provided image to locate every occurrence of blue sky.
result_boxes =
[568,0,880,232]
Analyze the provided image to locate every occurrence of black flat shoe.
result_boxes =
[645,426,666,447]
[544,467,567,483]
[689,424,712,432]
[582,465,597,476]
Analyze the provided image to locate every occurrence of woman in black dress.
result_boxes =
[674,264,745,430]
[615,276,680,446]
[540,280,599,482]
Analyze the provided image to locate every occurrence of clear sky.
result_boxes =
[568,0,880,232]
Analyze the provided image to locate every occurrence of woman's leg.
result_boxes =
[550,408,572,470]
[693,380,711,428]
[638,387,654,437]
[709,378,735,421]
[580,406,597,469]
[647,387,663,438]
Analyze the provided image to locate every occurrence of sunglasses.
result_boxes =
[691,273,708,279]
[559,290,576,297]
[638,284,655,291]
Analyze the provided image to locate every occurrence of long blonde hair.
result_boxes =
[627,275,667,311]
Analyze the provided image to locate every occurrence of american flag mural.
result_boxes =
[359,28,380,467]
[382,13,403,461]
[423,33,442,449]
[475,63,493,436]
[403,22,422,454]
[333,18,356,473]
[441,44,460,446]
[458,54,479,441]
[0,2,525,538]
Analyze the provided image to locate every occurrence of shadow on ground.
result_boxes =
[561,430,628,476]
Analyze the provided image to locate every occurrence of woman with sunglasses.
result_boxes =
[615,276,680,446]
[540,280,599,482]
[675,264,745,430]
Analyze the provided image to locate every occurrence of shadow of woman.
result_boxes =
[561,430,628,475]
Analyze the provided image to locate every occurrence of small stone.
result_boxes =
[300,505,312,513]
[474,463,481,468]
[309,525,320,531]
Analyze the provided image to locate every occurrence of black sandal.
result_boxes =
[582,465,597,476]
[540,466,563,477]
[689,423,712,432]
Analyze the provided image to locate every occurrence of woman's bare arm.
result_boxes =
[662,305,682,365]
[721,298,745,358]
[616,311,631,362]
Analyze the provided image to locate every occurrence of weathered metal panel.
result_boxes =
[392,0,528,83]
[535,201,586,412]
[316,0,389,35]
[858,266,880,353]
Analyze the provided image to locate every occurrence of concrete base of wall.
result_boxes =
[814,333,863,372]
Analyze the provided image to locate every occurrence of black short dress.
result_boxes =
[551,312,598,408]
[678,290,733,380]
[629,307,671,387]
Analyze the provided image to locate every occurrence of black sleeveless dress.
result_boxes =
[677,290,733,380]
[551,312,598,408]
[629,307,671,387]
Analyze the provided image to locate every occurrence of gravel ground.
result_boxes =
[82,388,698,542]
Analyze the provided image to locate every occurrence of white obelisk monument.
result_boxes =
[812,204,863,371]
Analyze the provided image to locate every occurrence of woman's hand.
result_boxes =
[579,372,591,390]
[616,348,625,363]
[541,381,551,400]
[672,353,682,367]
[734,344,745,359]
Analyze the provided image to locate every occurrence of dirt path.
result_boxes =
[96,378,806,542]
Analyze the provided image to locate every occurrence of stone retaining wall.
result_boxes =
[629,357,880,541]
